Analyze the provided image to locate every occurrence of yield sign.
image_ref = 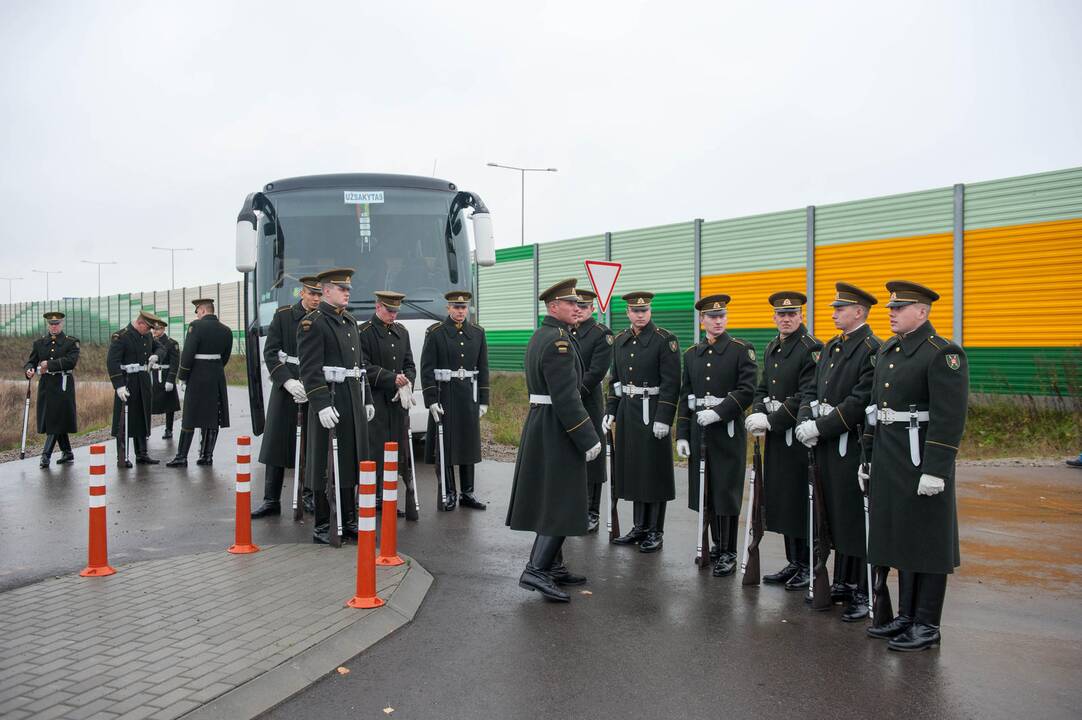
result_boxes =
[584,260,622,313]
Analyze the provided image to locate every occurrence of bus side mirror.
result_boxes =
[236,219,257,272]
[472,212,495,266]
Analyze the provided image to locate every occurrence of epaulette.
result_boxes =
[655,326,675,339]
[800,334,819,349]
[471,321,485,332]
[68,335,81,343]
[597,322,613,334]
[426,322,442,334]
[277,305,291,313]
[881,336,899,352]
[359,321,372,332]
[926,335,947,350]
[393,322,406,331]
[110,331,123,341]
[731,337,747,347]
[863,336,880,351]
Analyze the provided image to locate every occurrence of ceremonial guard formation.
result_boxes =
[24,311,80,467]
[253,276,321,518]
[150,319,180,440]
[420,290,490,511]
[746,292,822,589]
[107,310,161,467]
[167,299,233,467]
[508,279,601,602]
[605,291,681,553]
[569,288,613,532]
[675,295,757,576]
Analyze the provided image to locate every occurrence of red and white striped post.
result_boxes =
[80,444,116,577]
[228,436,260,554]
[377,442,404,566]
[347,460,385,609]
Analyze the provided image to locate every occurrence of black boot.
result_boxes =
[116,438,132,469]
[785,537,811,590]
[712,516,738,576]
[134,436,159,464]
[403,479,419,521]
[312,490,331,544]
[252,465,284,518]
[441,463,458,510]
[709,513,722,560]
[842,558,870,622]
[549,545,587,585]
[868,569,915,639]
[764,535,801,584]
[889,573,945,651]
[39,435,58,468]
[166,430,194,467]
[830,553,851,604]
[613,501,648,544]
[55,434,74,465]
[163,412,174,440]
[519,535,570,602]
[639,502,665,553]
[458,464,486,509]
[196,428,219,466]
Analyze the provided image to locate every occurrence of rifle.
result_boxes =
[741,438,765,586]
[860,434,893,624]
[695,410,710,568]
[807,444,832,610]
[404,408,421,520]
[292,406,305,521]
[19,374,33,460]
[607,423,620,541]
[326,384,342,547]
[435,373,449,511]
[122,385,130,466]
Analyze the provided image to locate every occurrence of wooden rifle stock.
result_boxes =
[607,424,620,541]
[742,438,765,586]
[809,447,832,610]
[860,433,894,624]
[696,425,710,569]
[19,375,32,460]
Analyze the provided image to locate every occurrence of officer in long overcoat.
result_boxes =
[676,295,757,576]
[863,281,968,652]
[25,311,80,467]
[746,291,822,589]
[507,279,602,602]
[107,310,161,467]
[605,291,681,553]
[569,288,613,532]
[252,276,321,518]
[167,299,233,467]
[359,290,418,519]
[298,268,375,544]
[794,283,881,620]
[420,290,490,510]
[150,319,181,439]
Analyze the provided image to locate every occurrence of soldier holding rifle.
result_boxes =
[150,319,180,440]
[863,281,968,652]
[107,310,161,467]
[676,295,757,576]
[25,311,80,468]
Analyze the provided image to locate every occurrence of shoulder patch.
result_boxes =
[669,339,678,353]
[300,319,313,332]
[870,353,877,367]
[945,353,962,370]
[605,334,613,345]
[811,350,821,363]
[748,347,756,362]
[110,332,121,341]
[554,339,570,354]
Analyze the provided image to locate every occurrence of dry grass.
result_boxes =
[0,380,115,452]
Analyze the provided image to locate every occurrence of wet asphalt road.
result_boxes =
[2,389,1080,719]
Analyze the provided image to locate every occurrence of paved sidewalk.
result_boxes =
[0,544,432,720]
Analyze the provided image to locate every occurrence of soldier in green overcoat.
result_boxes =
[863,281,968,652]
[569,288,613,533]
[107,310,161,467]
[24,311,80,467]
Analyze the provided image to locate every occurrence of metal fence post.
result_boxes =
[953,184,964,345]
[805,205,816,336]
[693,218,703,342]
[533,243,540,329]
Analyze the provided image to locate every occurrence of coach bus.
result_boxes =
[234,173,496,435]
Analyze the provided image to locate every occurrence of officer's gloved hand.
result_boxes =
[366,404,375,422]
[745,412,770,436]
[602,414,614,434]
[652,422,669,439]
[284,379,307,403]
[429,403,444,421]
[148,354,159,367]
[795,420,820,447]
[397,386,414,409]
[857,464,870,492]
[585,442,601,462]
[479,404,488,418]
[696,409,720,427]
[318,406,340,429]
[917,473,946,496]
[676,439,690,458]
[116,387,130,402]
[164,382,174,393]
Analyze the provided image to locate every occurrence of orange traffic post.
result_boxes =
[347,460,385,609]
[376,442,404,566]
[80,444,116,577]
[228,436,260,554]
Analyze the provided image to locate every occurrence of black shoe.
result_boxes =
[866,615,914,640]
[196,456,213,466]
[1066,457,1082,468]
[784,565,810,590]
[56,452,75,465]
[343,521,359,540]
[404,491,419,521]
[117,459,133,469]
[709,545,722,562]
[712,552,737,577]
[397,508,406,518]
[39,455,51,469]
[763,561,800,584]
[842,593,870,622]
[639,531,664,553]
[519,567,571,602]
[303,494,315,514]
[166,456,188,468]
[443,492,458,511]
[460,493,487,510]
[251,500,281,518]
[550,565,588,586]
[888,622,941,651]
[612,527,648,545]
[312,527,331,545]
[830,581,853,605]
[136,455,159,465]
[586,512,600,533]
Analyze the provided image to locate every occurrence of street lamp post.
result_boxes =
[0,276,22,303]
[32,269,62,302]
[486,163,558,246]
[81,260,117,297]
[151,246,194,288]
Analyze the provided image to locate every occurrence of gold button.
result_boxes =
[630,353,635,357]
[351,346,354,351]
[889,363,894,369]
[628,367,633,371]
[829,363,834,368]
[632,340,637,344]
[460,342,465,346]
[461,353,465,357]
[706,362,711,367]
[772,379,777,384]
[834,347,839,352]
[884,382,890,388]
[392,355,396,360]
[708,349,713,354]
[882,401,888,407]
[895,347,900,352]
[774,363,778,368]
[706,376,711,381]
[391,343,395,347]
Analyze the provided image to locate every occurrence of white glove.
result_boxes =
[479,404,488,418]
[676,439,690,458]
[318,406,340,429]
[164,382,174,392]
[795,420,820,447]
[178,381,186,394]
[652,422,669,439]
[585,442,601,462]
[430,403,444,421]
[148,354,159,366]
[396,385,415,409]
[602,414,614,434]
[366,404,375,422]
[917,473,946,496]
[857,464,870,492]
[116,387,130,402]
[745,412,770,436]
[696,409,720,427]
[284,378,307,404]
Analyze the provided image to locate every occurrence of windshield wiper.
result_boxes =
[347,298,443,322]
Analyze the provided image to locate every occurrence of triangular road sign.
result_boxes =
[584,260,622,313]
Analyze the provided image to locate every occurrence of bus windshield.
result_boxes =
[255,186,471,326]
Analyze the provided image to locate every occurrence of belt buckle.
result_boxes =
[879,410,894,425]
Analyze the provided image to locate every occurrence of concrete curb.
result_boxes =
[182,555,433,720]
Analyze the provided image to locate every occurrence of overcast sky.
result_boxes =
[2,0,1080,302]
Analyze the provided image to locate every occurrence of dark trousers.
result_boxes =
[784,535,810,566]
[314,484,356,531]
[897,570,947,626]
[710,514,738,553]
[442,463,476,496]
[588,480,603,515]
[262,465,285,502]
[633,501,667,533]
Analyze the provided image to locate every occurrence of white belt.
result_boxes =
[44,369,73,391]
[194,353,221,360]
[689,394,734,437]
[877,406,930,466]
[812,400,846,456]
[764,398,792,446]
[612,382,623,397]
[323,366,367,406]
[121,363,147,374]
[624,384,660,425]
[529,394,552,405]
[435,368,480,402]
[277,350,300,365]
[151,363,170,384]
